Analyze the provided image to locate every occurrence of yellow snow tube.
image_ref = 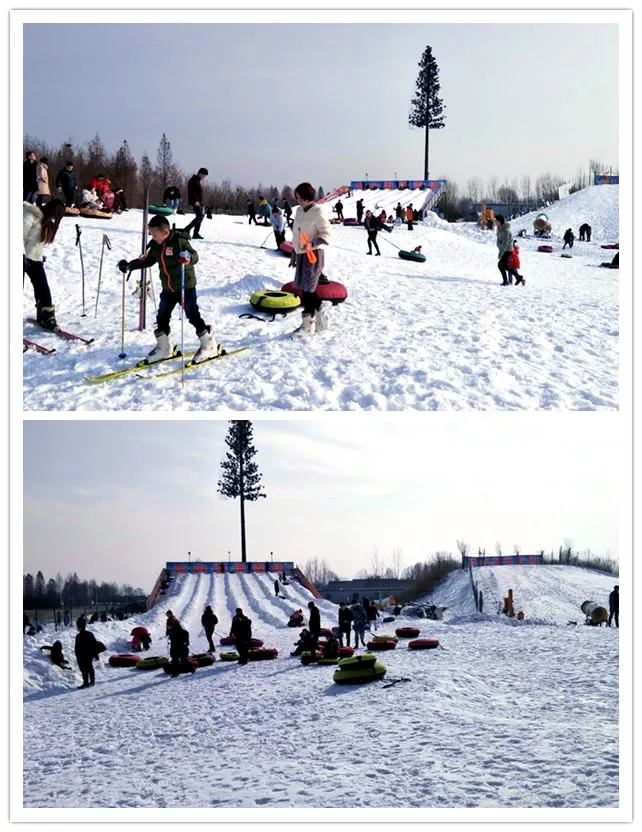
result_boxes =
[337,652,377,670]
[249,290,300,315]
[333,661,387,685]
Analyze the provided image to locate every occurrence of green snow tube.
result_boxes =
[249,290,301,315]
[148,205,175,215]
[560,253,572,259]
[136,655,169,670]
[317,657,340,665]
[333,661,387,685]
[371,633,398,642]
[219,651,240,661]
[338,652,378,670]
[398,250,426,263]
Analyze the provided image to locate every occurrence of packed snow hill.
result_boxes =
[23,564,619,810]
[22,185,619,411]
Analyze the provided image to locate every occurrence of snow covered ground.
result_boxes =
[22,186,619,411]
[22,565,619,810]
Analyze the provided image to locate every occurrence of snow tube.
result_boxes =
[333,661,387,685]
[591,606,608,624]
[560,253,572,258]
[249,290,300,315]
[136,655,168,670]
[319,628,333,637]
[64,206,80,215]
[398,250,427,263]
[247,648,278,661]
[338,653,377,670]
[396,627,420,638]
[279,241,294,256]
[108,654,142,668]
[162,658,198,675]
[281,280,348,305]
[130,626,149,637]
[408,639,440,650]
[78,209,112,220]
[600,262,619,268]
[371,634,398,642]
[219,636,236,646]
[601,244,619,249]
[148,205,174,215]
[382,616,396,623]
[219,651,239,661]
[343,218,359,226]
[537,245,553,253]
[338,646,354,658]
[317,657,340,665]
[190,653,216,667]
[367,640,396,651]
[300,651,324,664]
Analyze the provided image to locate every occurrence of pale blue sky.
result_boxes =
[23,22,619,190]
[23,418,620,590]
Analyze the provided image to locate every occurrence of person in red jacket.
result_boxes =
[88,174,111,197]
[507,243,525,286]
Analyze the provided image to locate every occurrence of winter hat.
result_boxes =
[198,167,209,175]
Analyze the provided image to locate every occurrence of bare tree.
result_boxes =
[465,176,482,201]
[494,541,502,556]
[302,557,339,586]
[456,539,469,568]
[371,548,383,579]
[488,174,498,200]
[520,174,532,202]
[391,547,403,579]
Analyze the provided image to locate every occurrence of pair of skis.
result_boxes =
[23,318,95,355]
[85,345,248,384]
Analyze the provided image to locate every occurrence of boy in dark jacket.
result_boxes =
[231,608,252,665]
[183,168,208,239]
[307,601,321,654]
[290,629,313,656]
[74,616,100,688]
[563,228,575,249]
[118,215,216,364]
[201,605,218,652]
[55,162,77,207]
[367,601,380,631]
[168,620,193,676]
[40,640,71,669]
[608,585,619,628]
[338,602,353,647]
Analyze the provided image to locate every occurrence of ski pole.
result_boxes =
[119,269,129,359]
[260,230,274,249]
[75,224,86,316]
[180,260,186,384]
[94,234,112,317]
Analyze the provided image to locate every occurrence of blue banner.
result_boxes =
[594,174,619,185]
[165,561,295,575]
[465,554,544,568]
[350,179,447,192]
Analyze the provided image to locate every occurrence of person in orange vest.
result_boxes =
[406,204,414,230]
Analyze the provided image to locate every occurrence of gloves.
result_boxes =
[178,250,191,264]
[118,259,130,273]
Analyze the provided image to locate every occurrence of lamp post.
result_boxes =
[188,551,191,563]
[270,551,273,563]
[228,550,231,563]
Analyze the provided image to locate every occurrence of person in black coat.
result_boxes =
[74,616,100,688]
[274,579,281,597]
[168,619,193,676]
[608,585,619,628]
[24,151,38,203]
[55,161,77,207]
[563,228,575,249]
[201,605,218,652]
[163,185,181,210]
[231,608,252,665]
[247,200,258,225]
[363,210,393,255]
[40,640,71,669]
[183,168,208,239]
[367,600,380,631]
[356,199,364,224]
[290,628,313,656]
[579,222,591,242]
[283,201,293,228]
[307,601,321,654]
[338,602,353,647]
[335,199,344,221]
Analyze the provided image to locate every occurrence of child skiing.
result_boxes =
[118,215,217,363]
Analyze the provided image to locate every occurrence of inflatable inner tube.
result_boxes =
[317,657,340,665]
[371,633,398,641]
[162,658,198,675]
[220,651,239,661]
[279,241,294,256]
[281,280,348,305]
[338,653,377,670]
[300,651,324,664]
[319,628,333,637]
[382,616,395,623]
[537,245,553,253]
[333,661,387,685]
[560,253,572,258]
[136,655,168,670]
[338,646,354,658]
[64,207,80,216]
[78,209,112,219]
[250,639,264,648]
[408,638,440,650]
[190,653,216,667]
[219,636,235,645]
[367,640,396,651]
[396,627,421,638]
[250,290,300,315]
[398,250,427,263]
[148,205,175,215]
[591,606,608,624]
[601,244,619,249]
[108,654,142,668]
[130,626,149,637]
[248,647,278,661]
[343,218,359,226]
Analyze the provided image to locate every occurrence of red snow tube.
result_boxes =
[601,244,619,249]
[162,658,199,675]
[408,639,440,650]
[339,646,354,658]
[130,626,149,637]
[108,654,141,668]
[190,653,216,667]
[395,627,420,638]
[343,218,359,226]
[319,628,333,637]
[537,245,553,253]
[367,640,396,650]
[281,280,348,305]
[279,241,294,256]
[219,636,264,648]
[247,648,278,661]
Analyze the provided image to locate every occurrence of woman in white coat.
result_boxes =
[36,157,51,206]
[23,198,65,329]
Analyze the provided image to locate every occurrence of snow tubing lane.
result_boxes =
[190,653,216,667]
[78,210,113,220]
[367,640,397,650]
[279,241,294,256]
[537,245,553,253]
[162,658,199,674]
[601,244,619,249]
[333,662,387,685]
[408,639,440,650]
[148,205,175,215]
[247,648,278,661]
[398,250,427,263]
[220,652,239,661]
[338,653,377,670]
[396,627,420,638]
[136,656,168,670]
[249,290,301,315]
[109,654,142,667]
[280,280,348,305]
[130,626,149,637]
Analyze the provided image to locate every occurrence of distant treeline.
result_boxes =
[23,570,146,611]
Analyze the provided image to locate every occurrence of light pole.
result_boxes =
[228,550,231,563]
[270,551,273,563]
[188,551,191,563]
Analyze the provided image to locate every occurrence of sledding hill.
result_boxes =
[510,185,619,242]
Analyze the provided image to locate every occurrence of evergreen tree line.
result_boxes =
[23,570,146,611]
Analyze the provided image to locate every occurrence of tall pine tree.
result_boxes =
[217,421,266,563]
[408,45,446,179]
[156,133,178,199]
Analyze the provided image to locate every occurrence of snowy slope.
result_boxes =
[22,184,619,411]
[510,185,619,242]
[23,567,619,810]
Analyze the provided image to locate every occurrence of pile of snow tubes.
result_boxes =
[248,648,278,661]
[279,241,294,256]
[249,290,300,315]
[219,652,240,661]
[396,627,420,638]
[601,244,619,249]
[79,209,113,220]
[108,654,141,668]
[136,655,168,670]
[281,280,348,305]
[190,653,216,667]
[537,245,553,253]
[334,654,387,685]
[408,638,440,650]
[398,250,426,263]
[162,658,198,675]
[343,218,359,226]
[367,639,396,651]
[148,205,175,215]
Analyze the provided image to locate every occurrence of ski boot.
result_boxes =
[36,304,57,331]
[194,325,220,363]
[146,329,174,364]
